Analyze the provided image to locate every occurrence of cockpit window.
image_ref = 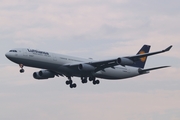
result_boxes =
[9,50,17,52]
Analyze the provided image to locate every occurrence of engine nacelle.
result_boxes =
[33,70,55,80]
[116,57,134,65]
[78,64,95,72]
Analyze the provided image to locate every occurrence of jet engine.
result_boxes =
[116,57,134,65]
[78,64,95,72]
[33,70,55,80]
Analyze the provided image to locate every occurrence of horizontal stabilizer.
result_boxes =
[139,66,170,74]
[164,45,173,52]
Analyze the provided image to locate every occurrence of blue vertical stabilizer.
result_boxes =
[132,45,151,68]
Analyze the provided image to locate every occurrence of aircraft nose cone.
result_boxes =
[5,52,11,59]
[5,52,8,57]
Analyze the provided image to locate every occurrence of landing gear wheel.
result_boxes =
[89,77,95,81]
[66,81,70,85]
[93,80,96,85]
[93,80,100,85]
[96,80,100,84]
[82,79,87,84]
[66,80,72,85]
[20,69,24,73]
[72,83,77,88]
[70,83,77,88]
[19,64,24,73]
[70,84,74,88]
[81,77,88,84]
[66,81,69,85]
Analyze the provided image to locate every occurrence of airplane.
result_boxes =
[5,45,172,88]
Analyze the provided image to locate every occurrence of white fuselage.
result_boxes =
[5,48,140,80]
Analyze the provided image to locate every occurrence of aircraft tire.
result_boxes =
[20,69,24,73]
[93,80,96,85]
[70,84,74,88]
[73,83,77,88]
[66,81,70,85]
[70,83,77,88]
[89,76,95,81]
[66,80,73,85]
[96,80,100,84]
[82,79,87,84]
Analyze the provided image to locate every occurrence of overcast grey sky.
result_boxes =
[1,0,180,120]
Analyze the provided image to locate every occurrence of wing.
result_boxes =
[64,45,172,72]
[126,45,172,61]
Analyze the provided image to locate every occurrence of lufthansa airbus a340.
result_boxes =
[5,45,172,88]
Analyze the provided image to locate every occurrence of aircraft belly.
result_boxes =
[94,67,139,79]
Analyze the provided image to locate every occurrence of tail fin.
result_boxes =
[132,45,151,68]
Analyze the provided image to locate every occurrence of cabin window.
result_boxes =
[9,50,17,52]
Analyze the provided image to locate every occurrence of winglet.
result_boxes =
[163,45,173,52]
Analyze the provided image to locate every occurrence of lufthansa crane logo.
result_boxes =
[139,51,147,62]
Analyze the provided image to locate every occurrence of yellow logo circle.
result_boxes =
[139,51,147,62]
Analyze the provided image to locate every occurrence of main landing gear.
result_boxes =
[89,76,100,85]
[81,77,88,84]
[81,77,100,85]
[66,77,100,88]
[19,64,25,73]
[81,76,100,85]
[66,77,77,88]
[65,76,100,88]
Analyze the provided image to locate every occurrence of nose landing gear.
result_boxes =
[20,69,25,73]
[19,64,25,73]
